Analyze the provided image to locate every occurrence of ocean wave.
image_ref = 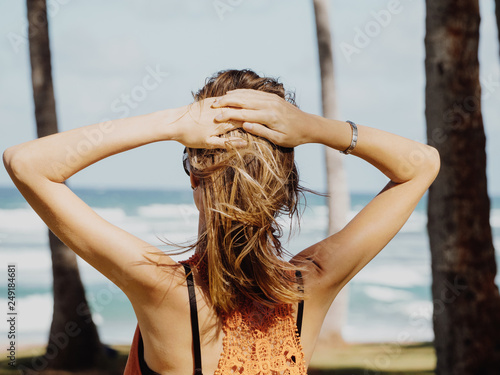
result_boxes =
[299,205,428,234]
[0,202,431,242]
[354,264,430,288]
[399,300,433,318]
[399,211,428,233]
[137,203,199,220]
[0,249,51,272]
[363,285,415,302]
[0,293,53,333]
[0,292,105,350]
[0,208,46,233]
[93,207,128,222]
[343,317,434,343]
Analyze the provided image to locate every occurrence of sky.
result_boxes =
[1,0,499,195]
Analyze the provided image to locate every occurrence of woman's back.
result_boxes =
[124,256,310,375]
[122,70,316,374]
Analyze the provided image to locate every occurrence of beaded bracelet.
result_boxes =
[339,120,358,155]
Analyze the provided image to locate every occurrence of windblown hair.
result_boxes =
[151,69,311,314]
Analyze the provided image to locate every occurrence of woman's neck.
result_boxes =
[195,213,206,256]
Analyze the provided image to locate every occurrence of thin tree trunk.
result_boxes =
[496,0,500,58]
[312,0,349,347]
[26,0,110,371]
[425,0,500,373]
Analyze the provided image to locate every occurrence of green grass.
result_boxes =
[1,342,435,375]
[309,341,436,375]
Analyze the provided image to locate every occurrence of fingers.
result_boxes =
[214,108,269,125]
[212,96,269,110]
[215,120,242,134]
[212,89,279,109]
[241,122,281,143]
[206,136,247,149]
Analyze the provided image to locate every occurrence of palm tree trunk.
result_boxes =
[425,0,500,373]
[312,0,349,347]
[26,0,110,371]
[496,0,500,58]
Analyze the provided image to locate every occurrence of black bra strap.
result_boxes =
[295,270,304,337]
[183,263,203,375]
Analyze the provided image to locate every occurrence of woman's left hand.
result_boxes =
[211,89,314,148]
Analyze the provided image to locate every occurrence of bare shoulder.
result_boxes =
[291,256,341,313]
[128,258,188,308]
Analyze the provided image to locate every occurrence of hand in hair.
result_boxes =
[212,89,313,148]
[171,97,247,149]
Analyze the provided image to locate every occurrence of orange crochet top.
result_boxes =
[215,298,307,374]
[123,256,307,375]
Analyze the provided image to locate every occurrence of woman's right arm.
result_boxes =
[2,99,239,303]
[212,89,440,304]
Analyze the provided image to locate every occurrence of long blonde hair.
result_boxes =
[154,69,311,314]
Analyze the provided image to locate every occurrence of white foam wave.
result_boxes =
[0,208,46,233]
[0,292,105,348]
[343,325,433,343]
[137,204,198,219]
[399,300,433,318]
[93,207,128,222]
[399,211,428,233]
[0,249,52,271]
[0,293,52,333]
[300,205,428,234]
[354,264,430,288]
[363,285,415,302]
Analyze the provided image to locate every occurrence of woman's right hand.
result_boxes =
[210,89,315,148]
[169,97,247,149]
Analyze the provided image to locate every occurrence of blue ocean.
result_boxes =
[1,186,499,349]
